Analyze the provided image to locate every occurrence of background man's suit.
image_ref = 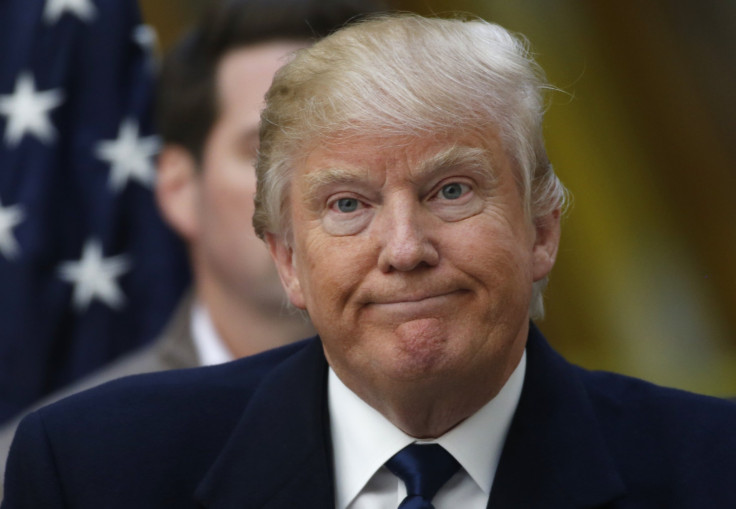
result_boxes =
[3,324,736,508]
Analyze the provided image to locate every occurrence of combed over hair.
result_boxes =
[254,14,568,318]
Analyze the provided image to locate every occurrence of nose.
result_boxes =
[376,198,439,273]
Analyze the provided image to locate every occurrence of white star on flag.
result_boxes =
[132,24,157,53]
[57,239,131,312]
[0,72,64,147]
[95,118,160,192]
[0,199,25,260]
[43,0,97,24]
[132,24,159,71]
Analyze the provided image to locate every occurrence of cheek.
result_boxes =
[453,219,534,296]
[203,163,258,225]
[295,230,373,318]
[202,141,257,194]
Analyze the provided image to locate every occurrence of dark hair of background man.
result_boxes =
[157,0,387,163]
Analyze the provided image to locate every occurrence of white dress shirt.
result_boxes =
[190,301,233,366]
[328,351,526,509]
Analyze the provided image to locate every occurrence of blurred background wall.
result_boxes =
[140,0,736,396]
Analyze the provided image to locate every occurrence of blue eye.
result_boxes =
[440,183,465,200]
[336,198,359,212]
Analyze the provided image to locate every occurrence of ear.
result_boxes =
[266,232,307,310]
[531,208,561,282]
[156,145,200,241]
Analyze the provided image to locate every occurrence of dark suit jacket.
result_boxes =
[0,292,198,501]
[3,325,736,508]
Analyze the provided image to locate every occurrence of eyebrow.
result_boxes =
[410,145,496,186]
[303,165,366,189]
[301,166,369,206]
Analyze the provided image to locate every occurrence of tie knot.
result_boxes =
[386,444,460,506]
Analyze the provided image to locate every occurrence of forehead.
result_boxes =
[216,40,307,117]
[297,131,509,185]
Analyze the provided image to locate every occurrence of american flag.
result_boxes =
[0,0,190,424]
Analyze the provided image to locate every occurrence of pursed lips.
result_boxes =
[372,290,457,304]
[363,290,466,317]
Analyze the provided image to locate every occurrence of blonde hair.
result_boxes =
[254,14,567,318]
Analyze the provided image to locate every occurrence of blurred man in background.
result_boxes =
[0,0,385,495]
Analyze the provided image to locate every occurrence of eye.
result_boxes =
[323,195,371,236]
[438,182,470,200]
[427,179,483,222]
[335,197,360,213]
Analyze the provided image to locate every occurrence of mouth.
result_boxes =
[364,290,467,318]
[373,291,458,305]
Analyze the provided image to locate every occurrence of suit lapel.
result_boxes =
[488,324,627,508]
[195,338,334,509]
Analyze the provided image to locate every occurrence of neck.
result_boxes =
[195,278,314,359]
[375,377,507,438]
[330,333,526,439]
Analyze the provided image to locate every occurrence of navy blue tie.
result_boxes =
[385,443,461,509]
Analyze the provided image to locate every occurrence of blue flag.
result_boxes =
[0,0,190,424]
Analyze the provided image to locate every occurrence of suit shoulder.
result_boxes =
[35,337,316,432]
[579,367,736,463]
[4,338,320,507]
[580,367,736,418]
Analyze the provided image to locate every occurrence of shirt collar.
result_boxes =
[328,350,526,509]
[190,300,234,366]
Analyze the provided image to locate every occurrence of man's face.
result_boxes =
[269,132,560,407]
[195,41,305,309]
